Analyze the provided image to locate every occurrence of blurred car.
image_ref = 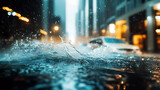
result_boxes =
[87,37,142,55]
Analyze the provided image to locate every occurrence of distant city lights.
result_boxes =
[40,29,48,36]
[2,7,13,12]
[155,16,160,20]
[19,16,29,22]
[109,24,116,33]
[158,4,160,9]
[7,12,12,16]
[156,29,160,33]
[53,25,60,31]
[12,12,16,16]
[15,13,21,17]
[2,6,29,22]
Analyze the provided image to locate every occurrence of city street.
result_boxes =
[0,41,160,90]
[0,0,160,90]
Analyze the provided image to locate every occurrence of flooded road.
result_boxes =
[0,57,160,90]
[0,41,160,90]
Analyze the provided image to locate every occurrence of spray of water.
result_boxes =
[0,39,127,62]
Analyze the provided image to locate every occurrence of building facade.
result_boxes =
[106,0,160,52]
[76,0,108,43]
[76,0,160,52]
[42,0,61,43]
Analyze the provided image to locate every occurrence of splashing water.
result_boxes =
[0,40,126,62]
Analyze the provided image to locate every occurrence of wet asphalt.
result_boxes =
[0,56,160,90]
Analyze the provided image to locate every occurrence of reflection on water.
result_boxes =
[0,40,160,90]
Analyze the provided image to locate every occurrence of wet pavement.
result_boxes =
[0,41,160,90]
[0,56,160,90]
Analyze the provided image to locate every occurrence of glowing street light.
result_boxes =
[40,29,48,36]
[19,16,29,22]
[15,13,21,17]
[53,25,60,32]
[2,7,13,12]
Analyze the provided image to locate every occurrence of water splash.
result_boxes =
[0,39,133,62]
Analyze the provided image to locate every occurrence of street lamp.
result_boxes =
[53,25,60,32]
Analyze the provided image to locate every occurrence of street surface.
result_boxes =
[0,41,160,90]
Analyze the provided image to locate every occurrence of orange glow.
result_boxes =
[19,16,29,22]
[156,29,160,35]
[121,81,124,84]
[101,29,106,36]
[102,29,106,33]
[2,7,13,12]
[53,25,60,32]
[156,18,160,26]
[15,13,21,17]
[115,20,127,39]
[133,34,146,49]
[144,20,147,27]
[156,12,160,16]
[40,29,48,36]
[116,20,126,25]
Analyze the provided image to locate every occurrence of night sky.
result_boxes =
[0,0,43,39]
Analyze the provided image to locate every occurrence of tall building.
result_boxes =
[76,0,108,41]
[54,0,66,36]
[96,0,108,35]
[42,0,61,43]
[109,0,160,52]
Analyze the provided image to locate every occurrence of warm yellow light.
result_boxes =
[156,29,160,34]
[116,20,126,25]
[40,29,48,35]
[121,81,124,84]
[102,29,106,33]
[19,16,29,22]
[15,13,21,17]
[156,12,160,16]
[53,25,60,31]
[2,7,13,12]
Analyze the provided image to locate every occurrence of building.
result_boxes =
[76,0,108,43]
[41,0,61,43]
[76,0,91,43]
[54,0,66,36]
[106,0,160,52]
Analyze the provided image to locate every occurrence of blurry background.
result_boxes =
[0,0,160,52]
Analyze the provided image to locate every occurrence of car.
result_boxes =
[87,37,142,55]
